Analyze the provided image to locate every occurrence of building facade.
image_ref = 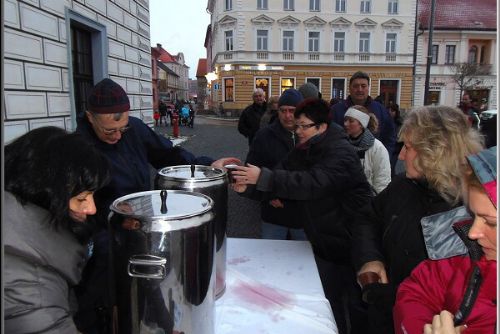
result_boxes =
[4,0,154,143]
[206,0,417,114]
[414,0,497,109]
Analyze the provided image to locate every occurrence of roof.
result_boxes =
[152,44,177,63]
[157,62,179,77]
[196,59,208,77]
[419,0,497,30]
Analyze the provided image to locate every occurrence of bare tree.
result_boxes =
[450,62,488,99]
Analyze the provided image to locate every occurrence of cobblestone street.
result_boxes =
[154,115,261,238]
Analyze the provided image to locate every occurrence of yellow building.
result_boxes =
[206,0,417,114]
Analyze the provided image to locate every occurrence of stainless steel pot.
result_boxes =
[110,190,215,334]
[156,165,228,298]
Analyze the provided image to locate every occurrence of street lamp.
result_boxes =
[205,72,218,83]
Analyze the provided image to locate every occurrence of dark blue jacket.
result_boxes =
[331,96,396,157]
[244,119,303,227]
[77,116,212,222]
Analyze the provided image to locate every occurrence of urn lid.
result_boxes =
[157,164,226,182]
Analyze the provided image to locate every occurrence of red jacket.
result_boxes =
[394,255,497,334]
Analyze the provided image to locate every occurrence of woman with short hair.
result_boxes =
[4,127,110,333]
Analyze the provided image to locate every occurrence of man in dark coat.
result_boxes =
[75,78,239,334]
[330,71,396,157]
[237,88,267,145]
[243,88,304,239]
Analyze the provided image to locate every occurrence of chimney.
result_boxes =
[157,43,162,49]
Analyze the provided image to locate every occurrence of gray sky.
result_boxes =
[149,0,210,79]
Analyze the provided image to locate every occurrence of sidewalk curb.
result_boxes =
[198,115,239,122]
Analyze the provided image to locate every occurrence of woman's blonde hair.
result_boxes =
[351,105,379,134]
[399,105,484,204]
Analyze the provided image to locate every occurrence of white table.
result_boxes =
[216,238,338,334]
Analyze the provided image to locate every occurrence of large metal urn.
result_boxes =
[110,190,215,334]
[156,165,228,298]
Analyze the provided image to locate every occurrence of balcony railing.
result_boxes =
[216,51,412,65]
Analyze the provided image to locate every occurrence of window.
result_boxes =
[281,78,295,92]
[385,33,397,53]
[257,0,268,10]
[71,26,94,119]
[468,46,478,64]
[335,0,346,12]
[306,78,320,91]
[255,77,270,100]
[388,0,398,14]
[284,0,294,10]
[283,31,294,51]
[360,0,371,13]
[331,78,346,100]
[379,80,399,106]
[309,0,320,11]
[431,45,439,64]
[334,32,345,52]
[224,0,232,11]
[308,31,320,52]
[224,78,234,102]
[257,30,268,51]
[445,45,456,64]
[359,32,370,53]
[225,30,233,51]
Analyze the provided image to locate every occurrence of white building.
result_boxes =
[414,0,497,108]
[206,0,417,111]
[4,0,154,142]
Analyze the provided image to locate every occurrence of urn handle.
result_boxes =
[128,254,167,279]
[190,164,196,178]
[160,190,168,214]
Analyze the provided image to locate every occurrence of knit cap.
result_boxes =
[279,89,304,107]
[298,83,319,99]
[345,107,370,128]
[87,78,130,114]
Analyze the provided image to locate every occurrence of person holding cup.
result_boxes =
[231,98,373,334]
[238,88,305,240]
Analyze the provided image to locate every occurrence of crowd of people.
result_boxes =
[4,73,497,334]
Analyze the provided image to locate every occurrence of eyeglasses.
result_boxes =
[92,115,130,135]
[294,123,317,131]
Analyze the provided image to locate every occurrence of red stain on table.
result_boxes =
[233,281,294,310]
[228,256,251,265]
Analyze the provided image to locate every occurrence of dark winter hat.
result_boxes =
[298,83,319,99]
[87,78,130,114]
[278,89,304,108]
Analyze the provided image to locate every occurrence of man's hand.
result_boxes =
[423,310,466,334]
[269,199,284,208]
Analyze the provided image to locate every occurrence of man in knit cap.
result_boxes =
[75,78,239,333]
[240,88,307,240]
[298,82,320,99]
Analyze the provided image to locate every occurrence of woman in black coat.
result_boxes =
[232,98,372,334]
[351,106,484,333]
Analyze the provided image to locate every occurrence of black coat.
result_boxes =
[238,103,266,145]
[257,125,372,263]
[244,119,301,227]
[351,176,455,333]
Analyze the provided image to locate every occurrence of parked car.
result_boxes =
[480,109,497,122]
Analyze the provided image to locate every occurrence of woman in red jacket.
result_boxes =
[393,147,497,334]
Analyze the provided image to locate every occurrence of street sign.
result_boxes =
[214,83,220,90]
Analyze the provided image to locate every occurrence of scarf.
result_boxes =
[347,129,375,157]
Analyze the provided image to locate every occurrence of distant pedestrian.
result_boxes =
[260,96,279,127]
[238,88,267,145]
[153,110,160,126]
[159,101,168,126]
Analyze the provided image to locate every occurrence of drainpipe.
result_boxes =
[423,0,437,105]
[411,1,424,107]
